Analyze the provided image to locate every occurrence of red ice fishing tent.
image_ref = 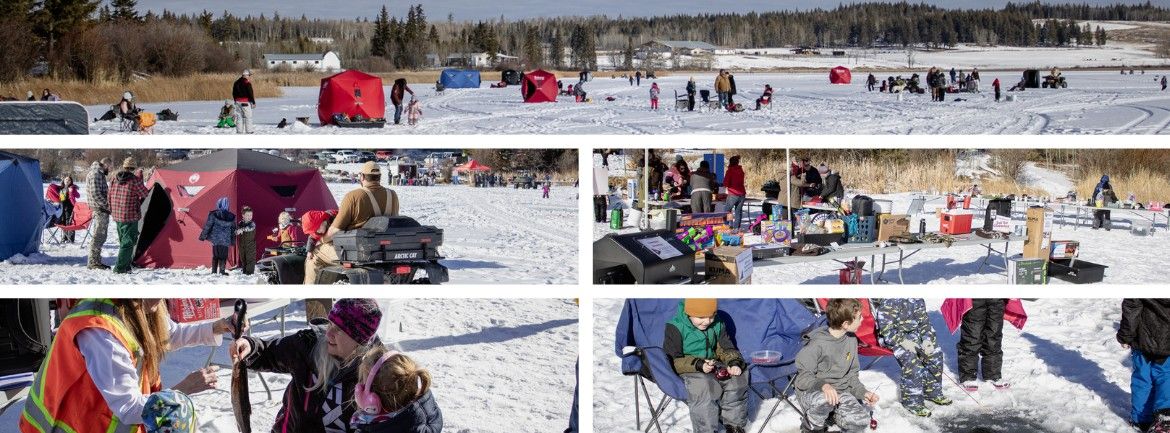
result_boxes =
[454,160,492,173]
[829,66,852,84]
[521,69,558,103]
[318,70,386,125]
[134,149,337,269]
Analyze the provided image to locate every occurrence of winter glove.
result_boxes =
[898,339,919,353]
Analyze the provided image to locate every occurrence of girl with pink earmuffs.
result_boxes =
[352,346,443,432]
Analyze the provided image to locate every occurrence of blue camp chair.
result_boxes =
[614,298,817,433]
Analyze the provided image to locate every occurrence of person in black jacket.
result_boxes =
[232,69,256,134]
[232,299,383,433]
[798,159,822,200]
[819,168,844,204]
[351,345,443,433]
[1118,299,1170,432]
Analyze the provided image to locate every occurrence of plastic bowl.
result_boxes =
[750,350,782,366]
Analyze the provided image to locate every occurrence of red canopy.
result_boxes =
[521,69,557,103]
[456,160,492,172]
[829,66,852,84]
[134,150,337,269]
[318,70,385,125]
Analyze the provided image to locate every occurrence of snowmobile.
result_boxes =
[256,215,449,284]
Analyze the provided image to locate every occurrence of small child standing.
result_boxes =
[795,298,879,433]
[351,346,443,433]
[235,205,257,275]
[664,299,749,433]
[1117,299,1170,433]
[650,83,660,110]
[956,299,1010,391]
[407,98,422,126]
[873,298,952,417]
[542,182,551,199]
[198,196,236,275]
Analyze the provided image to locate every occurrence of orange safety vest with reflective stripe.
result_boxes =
[20,299,161,433]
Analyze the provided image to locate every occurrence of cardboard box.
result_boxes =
[1049,240,1080,260]
[877,214,910,241]
[1023,206,1051,259]
[705,246,754,284]
[168,298,221,323]
[1008,255,1047,284]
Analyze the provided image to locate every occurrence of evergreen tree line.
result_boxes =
[2,0,1167,82]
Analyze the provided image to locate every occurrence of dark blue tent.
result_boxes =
[0,151,44,261]
[439,69,481,89]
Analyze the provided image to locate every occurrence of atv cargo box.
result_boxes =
[333,216,443,263]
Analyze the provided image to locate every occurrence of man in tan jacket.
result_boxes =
[714,70,732,108]
[304,161,399,284]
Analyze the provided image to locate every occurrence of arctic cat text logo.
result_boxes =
[188,173,200,183]
[393,252,419,259]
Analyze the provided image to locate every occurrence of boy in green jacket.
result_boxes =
[664,299,749,433]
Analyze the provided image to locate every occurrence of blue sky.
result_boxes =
[138,0,1165,21]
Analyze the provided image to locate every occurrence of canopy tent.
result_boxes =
[440,69,481,89]
[454,160,492,173]
[0,151,45,261]
[0,102,88,134]
[829,66,852,84]
[318,70,385,125]
[134,149,337,269]
[521,69,558,103]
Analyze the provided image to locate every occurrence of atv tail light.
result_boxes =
[395,265,412,275]
[342,262,353,268]
[379,240,392,246]
[420,237,431,243]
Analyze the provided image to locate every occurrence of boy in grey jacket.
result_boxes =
[795,299,880,433]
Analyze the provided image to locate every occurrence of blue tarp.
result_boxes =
[614,298,817,405]
[439,69,481,89]
[0,151,44,261]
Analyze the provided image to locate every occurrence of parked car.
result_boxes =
[357,151,377,163]
[157,149,188,160]
[333,150,359,163]
[376,150,395,161]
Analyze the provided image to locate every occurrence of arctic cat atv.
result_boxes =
[1042,75,1068,89]
[257,215,449,284]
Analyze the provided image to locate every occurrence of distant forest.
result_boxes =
[2,0,1168,81]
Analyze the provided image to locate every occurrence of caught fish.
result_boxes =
[231,300,251,433]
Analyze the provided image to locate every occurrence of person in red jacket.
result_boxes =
[993,78,1001,102]
[724,155,747,229]
[108,158,150,274]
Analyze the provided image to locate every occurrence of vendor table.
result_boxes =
[758,245,900,284]
[872,235,1022,284]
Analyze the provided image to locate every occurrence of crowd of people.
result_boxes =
[18,298,443,433]
[665,298,1170,433]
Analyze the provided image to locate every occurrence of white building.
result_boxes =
[640,40,734,56]
[262,51,341,72]
[426,52,519,68]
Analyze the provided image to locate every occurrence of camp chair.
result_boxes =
[672,90,689,111]
[0,373,34,416]
[812,299,895,370]
[44,202,93,246]
[699,90,721,110]
[615,298,816,433]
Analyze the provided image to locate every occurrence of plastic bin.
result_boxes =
[848,216,877,244]
[1047,259,1107,284]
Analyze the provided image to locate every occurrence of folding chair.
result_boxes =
[615,299,688,433]
[673,90,689,111]
[699,90,721,110]
[44,202,93,246]
[812,298,895,370]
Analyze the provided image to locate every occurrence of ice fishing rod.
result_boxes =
[942,369,984,408]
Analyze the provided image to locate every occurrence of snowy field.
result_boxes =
[84,69,1170,135]
[594,298,1140,433]
[0,298,579,433]
[594,154,1170,284]
[1,182,577,284]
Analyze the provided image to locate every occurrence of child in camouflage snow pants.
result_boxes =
[873,298,952,416]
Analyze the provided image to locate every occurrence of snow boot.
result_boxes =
[927,396,953,406]
[1148,414,1170,433]
[962,381,980,392]
[725,425,746,433]
[907,406,932,417]
[800,427,828,433]
[88,263,111,270]
[989,379,1011,390]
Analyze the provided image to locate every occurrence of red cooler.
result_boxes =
[941,212,973,234]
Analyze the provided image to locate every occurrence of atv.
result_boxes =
[257,215,449,284]
[1042,75,1068,89]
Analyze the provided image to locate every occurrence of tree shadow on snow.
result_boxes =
[1020,333,1131,421]
[397,318,577,352]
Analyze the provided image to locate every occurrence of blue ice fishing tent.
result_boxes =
[439,69,481,89]
[0,151,45,261]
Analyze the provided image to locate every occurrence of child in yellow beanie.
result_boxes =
[664,298,748,433]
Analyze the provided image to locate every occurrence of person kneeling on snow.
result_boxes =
[231,299,383,433]
[19,299,239,433]
[873,299,952,417]
[795,298,879,433]
[217,101,236,128]
[1118,299,1170,433]
[198,196,236,275]
[351,346,443,433]
[665,299,749,433]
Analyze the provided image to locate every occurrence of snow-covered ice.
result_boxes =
[593,298,1140,433]
[0,298,579,433]
[2,182,577,284]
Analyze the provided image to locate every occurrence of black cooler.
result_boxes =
[332,216,443,262]
[594,230,695,284]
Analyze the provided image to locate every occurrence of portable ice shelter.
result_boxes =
[318,70,386,125]
[521,69,558,103]
[829,66,852,84]
[0,102,88,134]
[440,69,481,89]
[1022,69,1041,88]
[0,151,44,261]
[502,69,522,86]
[134,149,337,269]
